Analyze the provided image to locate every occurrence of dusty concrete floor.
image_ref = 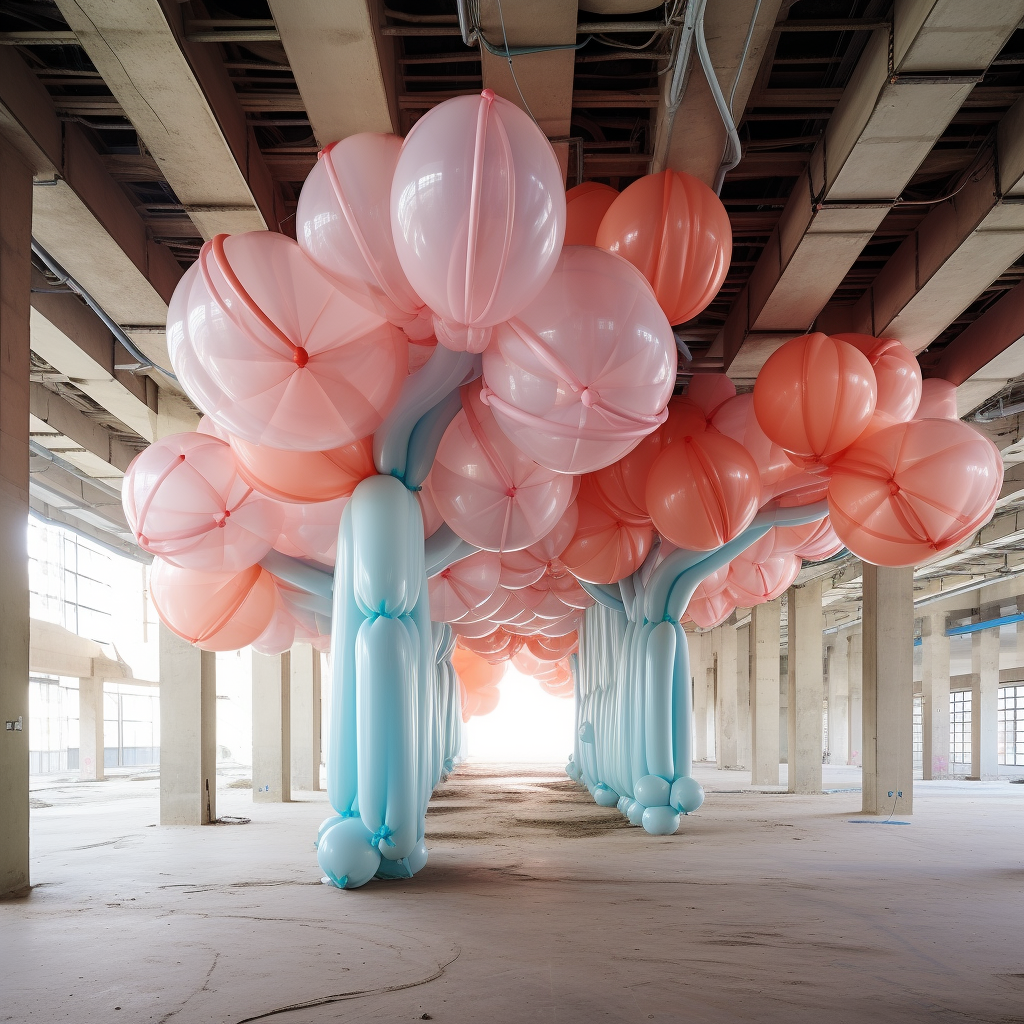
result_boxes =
[4,762,1024,1023]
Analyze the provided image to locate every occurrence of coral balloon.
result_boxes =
[793,518,844,561]
[753,333,877,463]
[497,549,547,589]
[646,431,761,551]
[391,90,565,353]
[123,432,282,572]
[430,386,574,552]
[482,246,676,473]
[711,394,798,501]
[458,628,522,664]
[429,550,501,622]
[560,478,653,584]
[274,496,347,565]
[686,589,735,630]
[451,644,506,693]
[688,374,736,418]
[526,632,578,662]
[917,378,959,420]
[252,605,299,656]
[168,231,407,450]
[149,559,278,651]
[229,434,375,504]
[596,169,731,325]
[828,419,1002,566]
[834,334,921,425]
[564,181,618,246]
[727,552,801,605]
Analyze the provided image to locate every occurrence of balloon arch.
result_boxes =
[124,90,1003,888]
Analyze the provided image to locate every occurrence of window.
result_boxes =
[998,684,1024,767]
[104,684,160,769]
[28,676,79,775]
[950,690,971,765]
[913,695,923,779]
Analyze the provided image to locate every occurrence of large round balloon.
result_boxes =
[834,334,921,425]
[687,374,737,419]
[452,643,507,693]
[564,181,618,246]
[149,559,278,651]
[391,90,565,353]
[686,589,735,629]
[296,133,431,339]
[711,394,798,502]
[482,246,676,474]
[727,552,801,605]
[429,550,501,622]
[168,231,407,450]
[526,631,578,662]
[273,496,347,565]
[430,386,574,552]
[123,432,282,572]
[753,333,877,464]
[596,169,731,325]
[646,431,761,551]
[917,378,959,420]
[828,418,1002,566]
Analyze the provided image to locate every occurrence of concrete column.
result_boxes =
[827,635,849,765]
[921,611,950,780]
[971,626,999,780]
[848,631,863,766]
[705,664,716,761]
[736,621,751,769]
[0,140,32,897]
[861,565,914,815]
[289,644,321,792]
[77,675,105,782]
[787,581,823,794]
[691,630,708,762]
[159,624,217,825]
[717,623,739,769]
[750,600,781,785]
[253,651,291,801]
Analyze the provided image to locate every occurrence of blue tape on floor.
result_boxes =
[847,820,911,825]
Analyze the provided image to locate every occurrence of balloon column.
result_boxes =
[125,89,1003,887]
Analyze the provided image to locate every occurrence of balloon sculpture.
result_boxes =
[125,88,1002,888]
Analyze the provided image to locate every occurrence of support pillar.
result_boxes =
[787,582,823,794]
[253,651,290,801]
[705,663,716,762]
[862,565,914,815]
[691,631,708,762]
[827,634,849,765]
[971,625,999,780]
[717,622,739,769]
[77,674,105,782]
[0,139,32,896]
[736,620,751,770]
[921,611,950,780]
[750,600,781,785]
[848,631,863,766]
[289,644,321,792]
[159,624,217,825]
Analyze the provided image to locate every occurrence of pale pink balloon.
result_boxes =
[452,586,510,624]
[428,550,501,623]
[273,496,347,565]
[196,415,228,440]
[535,611,584,638]
[297,133,431,339]
[430,386,574,552]
[514,584,573,621]
[688,374,736,418]
[481,246,676,474]
[123,432,282,573]
[690,564,729,604]
[417,474,445,538]
[252,605,299,656]
[498,549,547,589]
[391,90,565,354]
[527,502,579,564]
[712,394,799,502]
[451,617,504,640]
[540,571,595,610]
[917,378,959,420]
[168,231,407,450]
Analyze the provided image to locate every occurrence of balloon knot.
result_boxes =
[505,486,518,499]
[293,347,309,368]
[441,568,451,579]
[178,453,187,462]
[889,479,900,496]
[481,88,495,103]
[580,388,595,408]
[338,810,358,820]
[371,825,396,848]
[478,386,492,406]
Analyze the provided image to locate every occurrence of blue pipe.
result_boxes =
[945,612,1024,637]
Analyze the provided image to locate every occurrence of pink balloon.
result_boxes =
[688,374,736,418]
[917,378,959,420]
[498,549,547,589]
[451,616,504,639]
[297,133,432,340]
[391,90,564,352]
[834,334,921,424]
[417,474,445,538]
[481,246,676,474]
[527,502,579,563]
[452,585,510,624]
[196,415,228,440]
[690,564,729,604]
[273,496,347,565]
[514,584,573,621]
[430,385,574,552]
[407,337,437,373]
[540,571,595,610]
[793,518,844,561]
[252,605,299,656]
[123,432,282,573]
[712,394,799,502]
[168,231,407,450]
[535,611,583,637]
[428,550,501,622]
[686,590,735,630]
[727,552,800,605]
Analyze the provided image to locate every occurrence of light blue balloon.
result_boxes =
[316,814,345,848]
[634,774,671,808]
[627,800,646,826]
[670,776,705,814]
[642,805,680,835]
[407,839,429,876]
[318,818,382,889]
[593,784,619,807]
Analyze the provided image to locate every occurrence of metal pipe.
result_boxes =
[945,612,1024,637]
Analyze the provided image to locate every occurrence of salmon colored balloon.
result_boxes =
[196,415,228,440]
[498,502,581,589]
[527,631,578,662]
[451,644,506,693]
[515,584,574,621]
[834,334,921,425]
[535,611,583,637]
[123,432,283,573]
[451,584,508,624]
[451,616,504,639]
[596,169,731,325]
[560,478,653,584]
[828,418,1002,567]
[753,333,877,463]
[296,133,432,340]
[511,645,547,676]
[646,431,761,551]
[592,397,707,524]
[429,386,574,552]
[390,90,565,353]
[229,434,375,504]
[537,570,594,611]
[429,550,501,622]
[252,604,299,657]
[466,684,501,719]
[564,181,618,246]
[690,564,729,604]
[482,246,677,474]
[149,558,278,652]
[793,518,844,561]
[686,589,735,630]
[460,628,522,665]
[917,378,959,420]
[711,394,798,501]
[771,470,831,508]
[274,496,347,565]
[497,548,547,589]
[688,374,736,419]
[526,501,580,564]
[168,231,407,451]
[727,552,800,605]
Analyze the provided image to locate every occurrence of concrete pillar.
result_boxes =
[717,622,739,769]
[253,651,291,801]
[750,600,781,785]
[861,565,914,815]
[971,626,999,780]
[691,630,708,762]
[78,675,105,782]
[159,624,217,825]
[289,644,321,792]
[921,611,950,780]
[705,664,716,761]
[848,631,863,766]
[0,139,32,897]
[827,635,849,765]
[736,621,751,770]
[787,581,823,794]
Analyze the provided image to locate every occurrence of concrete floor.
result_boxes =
[5,763,1024,1023]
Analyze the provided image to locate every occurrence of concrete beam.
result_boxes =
[28,450,130,537]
